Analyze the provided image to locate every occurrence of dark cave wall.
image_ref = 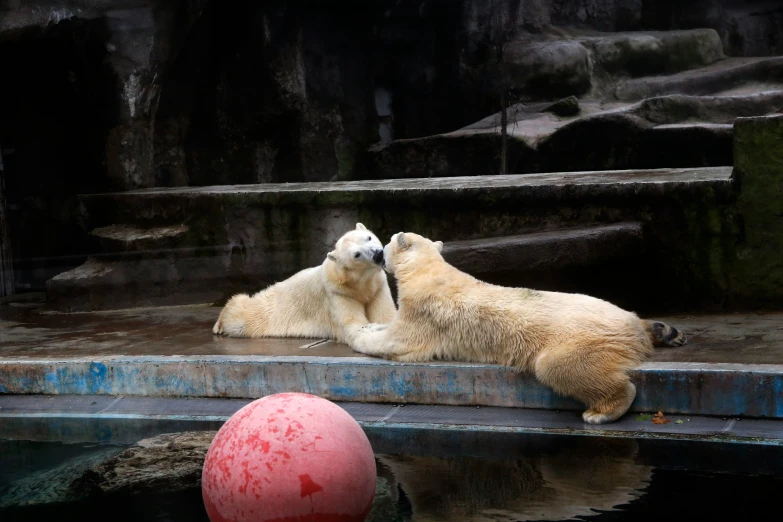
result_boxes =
[0,21,115,291]
[639,1,783,57]
[551,1,783,57]
[151,0,477,187]
[1,0,783,294]
[5,1,778,194]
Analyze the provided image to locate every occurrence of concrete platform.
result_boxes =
[1,304,783,419]
[3,303,783,362]
[1,395,782,449]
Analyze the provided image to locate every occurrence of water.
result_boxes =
[1,428,782,522]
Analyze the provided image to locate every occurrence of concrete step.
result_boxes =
[442,222,645,276]
[576,29,726,77]
[45,254,231,311]
[2,396,783,450]
[80,223,644,285]
[615,56,783,101]
[2,304,782,420]
[90,224,189,255]
[47,166,733,312]
[370,91,783,180]
[1,354,780,420]
[503,28,727,99]
[47,223,650,312]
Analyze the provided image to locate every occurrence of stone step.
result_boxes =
[47,166,734,312]
[576,29,726,78]
[80,167,732,224]
[45,256,229,311]
[2,304,781,420]
[369,91,783,179]
[47,223,649,312]
[90,224,189,255]
[0,355,779,420]
[504,28,727,99]
[442,222,645,276]
[3,396,783,450]
[615,56,783,101]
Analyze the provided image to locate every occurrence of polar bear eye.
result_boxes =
[367,236,372,241]
[354,252,361,258]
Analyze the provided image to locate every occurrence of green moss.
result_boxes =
[731,115,783,304]
[334,138,360,182]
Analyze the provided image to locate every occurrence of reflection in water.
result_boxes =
[373,439,651,521]
[5,434,783,522]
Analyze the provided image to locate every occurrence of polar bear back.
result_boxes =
[398,265,651,368]
[248,266,333,339]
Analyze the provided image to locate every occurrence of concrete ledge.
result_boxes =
[615,56,783,100]
[442,222,645,274]
[2,396,782,453]
[48,166,736,312]
[1,356,781,419]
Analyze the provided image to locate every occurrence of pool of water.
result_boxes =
[1,423,782,521]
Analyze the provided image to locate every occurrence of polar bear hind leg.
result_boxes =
[534,347,638,425]
[213,294,262,337]
[644,320,688,347]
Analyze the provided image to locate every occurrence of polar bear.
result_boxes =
[213,223,396,343]
[376,438,651,520]
[351,231,687,424]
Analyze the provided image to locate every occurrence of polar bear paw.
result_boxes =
[582,411,615,425]
[582,381,637,424]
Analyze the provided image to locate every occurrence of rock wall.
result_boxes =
[640,1,783,57]
[2,0,782,293]
[4,1,777,194]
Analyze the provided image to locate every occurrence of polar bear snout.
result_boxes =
[372,248,384,265]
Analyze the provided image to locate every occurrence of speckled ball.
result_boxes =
[202,393,376,522]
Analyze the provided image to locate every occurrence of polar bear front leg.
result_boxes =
[366,283,397,324]
[330,295,374,345]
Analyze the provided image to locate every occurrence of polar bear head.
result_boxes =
[327,223,385,270]
[383,232,443,275]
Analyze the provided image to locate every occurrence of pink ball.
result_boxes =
[202,393,376,522]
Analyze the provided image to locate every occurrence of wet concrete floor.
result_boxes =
[2,302,783,364]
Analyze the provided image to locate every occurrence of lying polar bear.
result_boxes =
[351,231,687,425]
[213,223,396,343]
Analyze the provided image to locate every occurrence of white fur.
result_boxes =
[213,223,396,343]
[350,231,684,424]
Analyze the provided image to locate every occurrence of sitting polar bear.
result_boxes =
[351,231,687,425]
[213,223,396,343]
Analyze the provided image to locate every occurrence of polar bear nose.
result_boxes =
[372,249,384,264]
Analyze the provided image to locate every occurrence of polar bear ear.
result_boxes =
[434,241,443,253]
[396,232,409,250]
[327,251,338,262]
[355,223,367,231]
